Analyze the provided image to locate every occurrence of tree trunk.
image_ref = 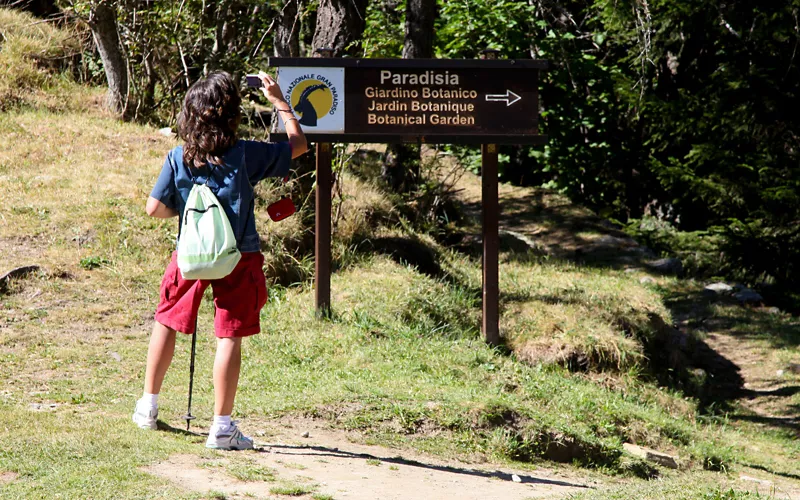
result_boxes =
[274,0,300,57]
[209,0,230,69]
[382,0,437,192]
[142,50,157,114]
[312,0,368,57]
[88,1,128,116]
[402,0,435,59]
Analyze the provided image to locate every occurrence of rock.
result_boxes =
[158,127,175,138]
[776,370,784,377]
[622,443,679,469]
[500,230,546,254]
[634,246,657,258]
[598,219,622,230]
[690,368,707,381]
[766,307,781,315]
[0,265,41,293]
[645,258,683,276]
[739,475,772,486]
[595,234,637,248]
[704,282,733,294]
[639,277,655,285]
[301,431,310,438]
[108,351,121,362]
[541,433,593,463]
[734,289,763,304]
[29,403,42,410]
[624,267,640,274]
[511,474,522,483]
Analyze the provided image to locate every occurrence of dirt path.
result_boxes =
[147,419,596,499]
[704,330,799,430]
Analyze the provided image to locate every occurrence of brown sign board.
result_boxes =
[267,58,547,145]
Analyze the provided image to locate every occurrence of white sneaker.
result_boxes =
[206,421,254,450]
[132,400,158,430]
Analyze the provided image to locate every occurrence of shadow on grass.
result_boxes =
[737,462,800,481]
[729,414,799,434]
[742,386,800,398]
[157,420,204,437]
[334,192,789,422]
[458,192,655,270]
[262,443,591,489]
[663,286,800,350]
[660,285,800,431]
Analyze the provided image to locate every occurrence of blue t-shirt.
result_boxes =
[150,139,292,253]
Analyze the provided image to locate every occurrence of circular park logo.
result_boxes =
[284,75,340,127]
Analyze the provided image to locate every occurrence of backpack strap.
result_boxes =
[186,161,216,186]
[237,146,254,248]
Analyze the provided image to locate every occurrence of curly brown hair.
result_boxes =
[177,71,242,168]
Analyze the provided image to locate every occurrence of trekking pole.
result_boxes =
[182,330,197,431]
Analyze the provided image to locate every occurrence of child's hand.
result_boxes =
[258,71,286,106]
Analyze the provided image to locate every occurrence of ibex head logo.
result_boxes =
[290,80,331,127]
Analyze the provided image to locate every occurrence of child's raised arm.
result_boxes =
[146,196,179,218]
[258,72,308,159]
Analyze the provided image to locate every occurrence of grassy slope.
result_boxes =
[1,9,798,499]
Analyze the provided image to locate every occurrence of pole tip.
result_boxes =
[314,47,335,58]
[480,48,501,60]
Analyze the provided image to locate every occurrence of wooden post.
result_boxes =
[314,47,334,317]
[481,48,501,346]
[481,143,500,345]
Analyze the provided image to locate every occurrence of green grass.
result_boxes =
[270,482,315,496]
[225,458,277,482]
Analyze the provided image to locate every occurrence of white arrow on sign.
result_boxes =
[485,90,522,106]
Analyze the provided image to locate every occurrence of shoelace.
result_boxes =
[215,421,247,437]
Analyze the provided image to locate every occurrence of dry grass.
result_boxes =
[0,8,86,111]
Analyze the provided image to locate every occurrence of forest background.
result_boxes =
[7,0,800,308]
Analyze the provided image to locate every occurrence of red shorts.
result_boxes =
[154,252,267,338]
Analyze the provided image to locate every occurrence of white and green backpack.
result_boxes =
[177,181,241,280]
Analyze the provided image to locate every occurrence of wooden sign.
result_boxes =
[270,55,549,347]
[270,58,547,145]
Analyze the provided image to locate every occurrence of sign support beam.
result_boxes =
[481,146,500,345]
[481,48,501,346]
[314,47,334,318]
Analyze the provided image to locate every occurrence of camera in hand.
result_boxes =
[245,74,262,88]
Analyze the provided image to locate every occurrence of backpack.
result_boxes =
[177,170,241,280]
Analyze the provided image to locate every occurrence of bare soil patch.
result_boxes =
[0,471,19,484]
[146,419,596,499]
[705,331,800,429]
[0,236,48,275]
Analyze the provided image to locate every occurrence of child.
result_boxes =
[132,71,307,450]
